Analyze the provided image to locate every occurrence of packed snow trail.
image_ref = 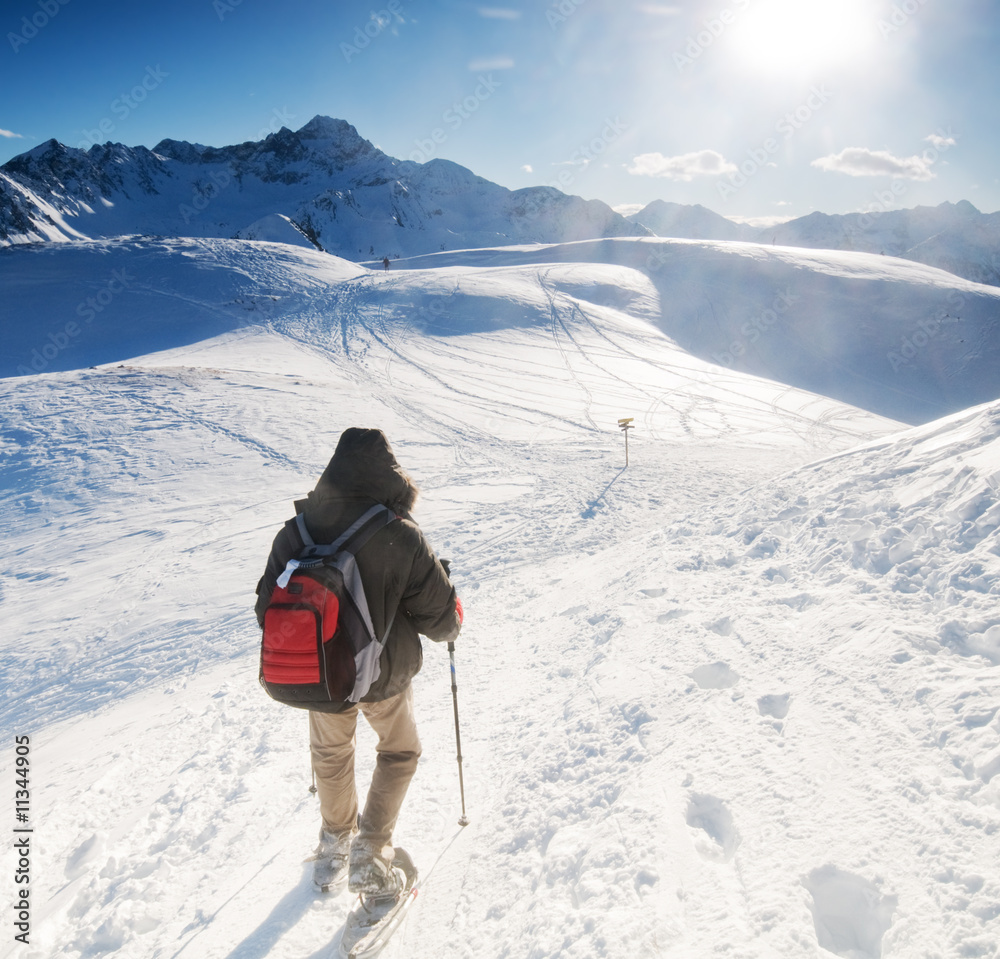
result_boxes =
[1,237,999,959]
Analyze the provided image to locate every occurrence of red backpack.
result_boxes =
[260,504,397,710]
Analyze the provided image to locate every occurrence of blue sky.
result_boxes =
[2,0,997,224]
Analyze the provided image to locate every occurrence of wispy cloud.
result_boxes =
[811,147,936,181]
[521,164,533,173]
[627,150,737,181]
[0,128,25,139]
[925,133,956,150]
[468,56,514,71]
[478,7,521,19]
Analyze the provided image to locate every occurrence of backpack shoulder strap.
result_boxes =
[294,512,315,548]
[326,504,396,557]
[292,504,395,557]
[276,505,396,589]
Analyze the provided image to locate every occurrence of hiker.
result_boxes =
[254,428,462,896]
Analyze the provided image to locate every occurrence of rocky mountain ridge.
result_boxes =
[0,116,648,258]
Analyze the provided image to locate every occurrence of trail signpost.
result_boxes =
[618,417,634,466]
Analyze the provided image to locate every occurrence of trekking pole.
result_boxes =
[448,641,470,827]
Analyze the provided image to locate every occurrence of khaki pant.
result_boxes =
[309,686,421,847]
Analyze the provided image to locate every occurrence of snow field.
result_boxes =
[1,236,999,958]
[7,234,1000,427]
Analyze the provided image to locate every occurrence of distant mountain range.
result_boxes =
[0,116,648,260]
[2,115,998,286]
[626,199,1000,287]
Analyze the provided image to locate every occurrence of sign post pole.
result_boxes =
[618,417,634,466]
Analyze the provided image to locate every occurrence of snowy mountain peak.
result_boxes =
[3,137,86,177]
[628,199,755,242]
[151,138,207,163]
[289,115,382,167]
[296,114,365,144]
[952,198,981,216]
[0,117,646,256]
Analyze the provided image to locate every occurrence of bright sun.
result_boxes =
[731,0,875,76]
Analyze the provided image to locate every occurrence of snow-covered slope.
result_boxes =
[232,212,321,249]
[762,201,1000,288]
[0,116,647,258]
[393,236,1000,425]
[628,199,1000,289]
[6,235,1000,425]
[1,237,999,959]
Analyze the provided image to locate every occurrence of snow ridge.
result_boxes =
[629,198,1000,288]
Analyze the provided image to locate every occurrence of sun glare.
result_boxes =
[731,0,875,76]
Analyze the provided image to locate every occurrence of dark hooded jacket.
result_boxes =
[255,428,461,709]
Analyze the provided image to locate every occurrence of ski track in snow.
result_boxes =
[1,238,999,959]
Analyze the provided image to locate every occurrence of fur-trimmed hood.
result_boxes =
[306,428,418,516]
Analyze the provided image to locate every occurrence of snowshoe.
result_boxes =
[339,848,418,959]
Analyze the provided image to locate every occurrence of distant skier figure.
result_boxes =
[382,256,390,271]
[254,429,462,898]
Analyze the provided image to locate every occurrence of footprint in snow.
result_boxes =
[757,693,791,720]
[706,615,734,636]
[804,865,896,959]
[977,750,1000,784]
[65,832,107,880]
[685,793,740,862]
[690,662,740,690]
[657,608,687,623]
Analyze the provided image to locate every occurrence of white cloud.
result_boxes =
[0,128,24,139]
[811,147,935,181]
[925,133,956,150]
[521,164,533,173]
[627,150,737,181]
